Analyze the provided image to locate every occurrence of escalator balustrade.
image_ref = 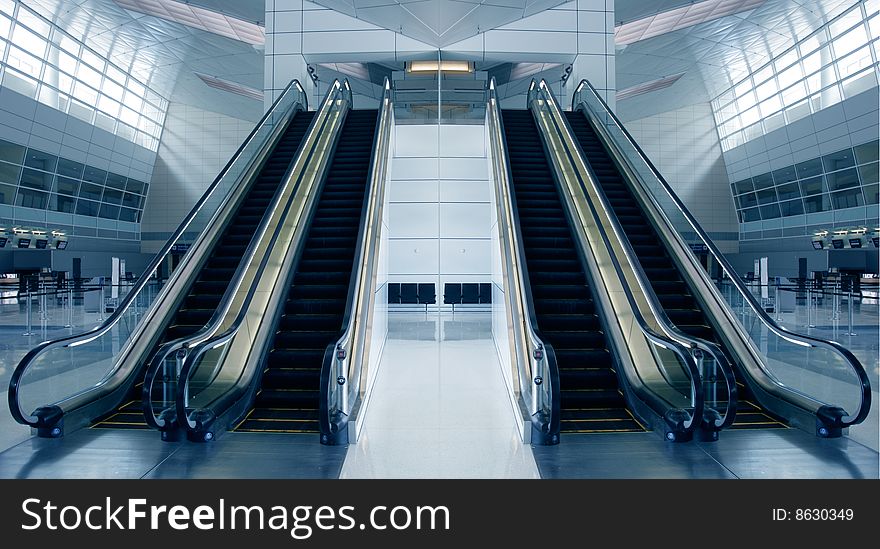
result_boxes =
[502,109,644,434]
[93,112,316,430]
[565,110,784,430]
[235,109,378,434]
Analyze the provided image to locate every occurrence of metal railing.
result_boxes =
[140,82,344,435]
[572,79,871,434]
[8,80,308,436]
[320,77,394,445]
[165,80,353,441]
[530,79,710,440]
[533,79,738,435]
[486,77,561,444]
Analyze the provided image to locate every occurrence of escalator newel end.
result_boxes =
[34,405,64,438]
[816,405,846,438]
[185,408,217,443]
[663,408,693,443]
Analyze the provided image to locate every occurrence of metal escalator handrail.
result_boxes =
[141,88,329,431]
[172,80,350,436]
[8,80,308,428]
[572,79,870,428]
[537,79,737,431]
[531,79,705,433]
[487,77,560,443]
[319,78,393,444]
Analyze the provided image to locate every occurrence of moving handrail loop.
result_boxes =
[535,79,737,432]
[8,80,308,429]
[487,77,561,443]
[319,77,394,445]
[530,79,706,434]
[141,84,331,431]
[572,79,871,428]
[173,80,351,436]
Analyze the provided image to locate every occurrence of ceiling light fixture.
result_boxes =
[113,0,265,45]
[196,73,263,101]
[616,73,685,100]
[407,60,472,73]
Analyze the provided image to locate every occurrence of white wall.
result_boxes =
[140,102,257,253]
[265,1,434,109]
[622,102,738,252]
[454,0,617,110]
[387,123,491,299]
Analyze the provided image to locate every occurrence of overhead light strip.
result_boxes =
[616,73,684,100]
[113,0,264,45]
[196,73,263,101]
[615,0,766,46]
[407,60,472,73]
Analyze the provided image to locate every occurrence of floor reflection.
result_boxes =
[387,311,492,341]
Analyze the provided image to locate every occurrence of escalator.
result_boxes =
[564,111,784,430]
[501,110,644,434]
[234,109,378,434]
[93,111,316,430]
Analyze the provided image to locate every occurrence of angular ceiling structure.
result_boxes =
[309,0,569,47]
[10,0,866,124]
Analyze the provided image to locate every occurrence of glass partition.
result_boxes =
[573,79,870,431]
[9,80,308,432]
[169,81,351,441]
[530,80,709,439]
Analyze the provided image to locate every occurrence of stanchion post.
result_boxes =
[848,288,857,336]
[96,282,105,322]
[23,288,33,336]
[65,285,73,328]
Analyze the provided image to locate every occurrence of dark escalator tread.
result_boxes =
[235,109,379,435]
[235,407,320,433]
[565,110,786,429]
[502,109,643,434]
[729,400,788,429]
[560,408,645,433]
[92,400,160,429]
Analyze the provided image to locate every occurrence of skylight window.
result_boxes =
[113,0,264,45]
[615,0,766,46]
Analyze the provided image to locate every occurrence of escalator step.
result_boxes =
[553,349,613,368]
[537,314,600,332]
[561,388,626,408]
[261,368,321,389]
[294,271,352,285]
[289,284,349,300]
[279,314,343,332]
[255,389,321,408]
[558,368,618,389]
[285,298,347,315]
[268,348,325,369]
[533,298,594,315]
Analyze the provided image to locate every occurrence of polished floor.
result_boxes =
[340,313,539,478]
[0,302,876,478]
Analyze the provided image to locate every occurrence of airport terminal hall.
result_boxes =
[0,0,876,480]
